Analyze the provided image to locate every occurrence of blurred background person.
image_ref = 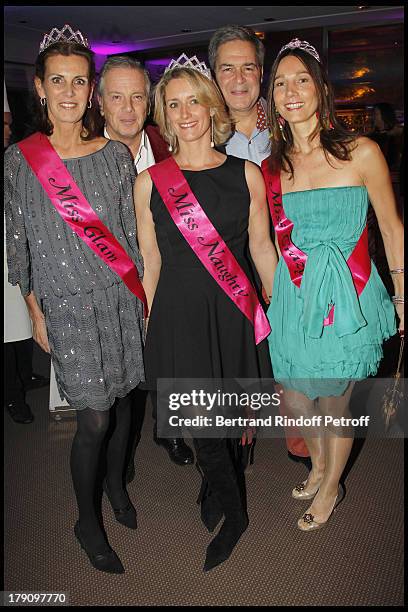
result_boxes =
[370,102,404,173]
[4,81,12,147]
[4,80,49,425]
[367,102,404,279]
[4,80,34,424]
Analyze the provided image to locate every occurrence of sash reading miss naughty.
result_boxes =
[18,132,147,315]
[148,157,271,345]
[261,158,371,328]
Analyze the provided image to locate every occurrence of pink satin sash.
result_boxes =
[261,158,371,326]
[18,132,147,315]
[148,157,271,345]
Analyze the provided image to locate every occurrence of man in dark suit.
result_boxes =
[97,57,194,476]
[208,27,311,470]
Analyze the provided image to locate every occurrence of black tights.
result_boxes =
[70,394,131,549]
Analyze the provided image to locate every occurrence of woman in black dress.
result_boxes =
[134,63,277,571]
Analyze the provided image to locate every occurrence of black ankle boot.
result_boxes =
[103,479,137,530]
[74,521,125,574]
[203,512,248,572]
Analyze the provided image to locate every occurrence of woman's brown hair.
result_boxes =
[266,47,358,178]
[33,41,99,140]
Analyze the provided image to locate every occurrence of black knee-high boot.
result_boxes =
[196,437,253,533]
[196,462,224,533]
[193,437,249,572]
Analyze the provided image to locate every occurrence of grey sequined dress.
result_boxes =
[4,139,145,411]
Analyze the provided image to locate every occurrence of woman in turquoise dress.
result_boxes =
[264,39,404,531]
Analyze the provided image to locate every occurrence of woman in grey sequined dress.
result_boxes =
[4,31,144,574]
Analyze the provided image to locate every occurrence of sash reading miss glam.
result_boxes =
[18,133,147,315]
[148,157,271,345]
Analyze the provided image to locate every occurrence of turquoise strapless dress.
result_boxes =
[267,186,396,399]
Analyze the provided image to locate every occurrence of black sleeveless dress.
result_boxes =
[143,156,272,387]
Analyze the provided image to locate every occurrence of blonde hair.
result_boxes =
[154,67,232,154]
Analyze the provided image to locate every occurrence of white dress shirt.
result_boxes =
[104,127,156,173]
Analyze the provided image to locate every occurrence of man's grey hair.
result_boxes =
[208,25,265,71]
[97,56,151,99]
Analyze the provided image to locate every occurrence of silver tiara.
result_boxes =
[39,24,90,53]
[278,38,321,63]
[165,54,212,79]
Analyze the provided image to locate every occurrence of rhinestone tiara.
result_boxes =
[278,38,321,63]
[39,24,90,54]
[165,54,212,80]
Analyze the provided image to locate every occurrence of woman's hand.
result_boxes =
[246,161,278,298]
[241,401,256,446]
[32,317,51,353]
[23,291,50,353]
[134,171,161,314]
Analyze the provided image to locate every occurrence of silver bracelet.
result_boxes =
[392,295,404,304]
[390,268,404,274]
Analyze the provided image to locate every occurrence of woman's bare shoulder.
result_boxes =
[351,136,383,161]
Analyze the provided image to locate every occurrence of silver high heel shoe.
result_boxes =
[297,484,345,532]
[292,478,321,501]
